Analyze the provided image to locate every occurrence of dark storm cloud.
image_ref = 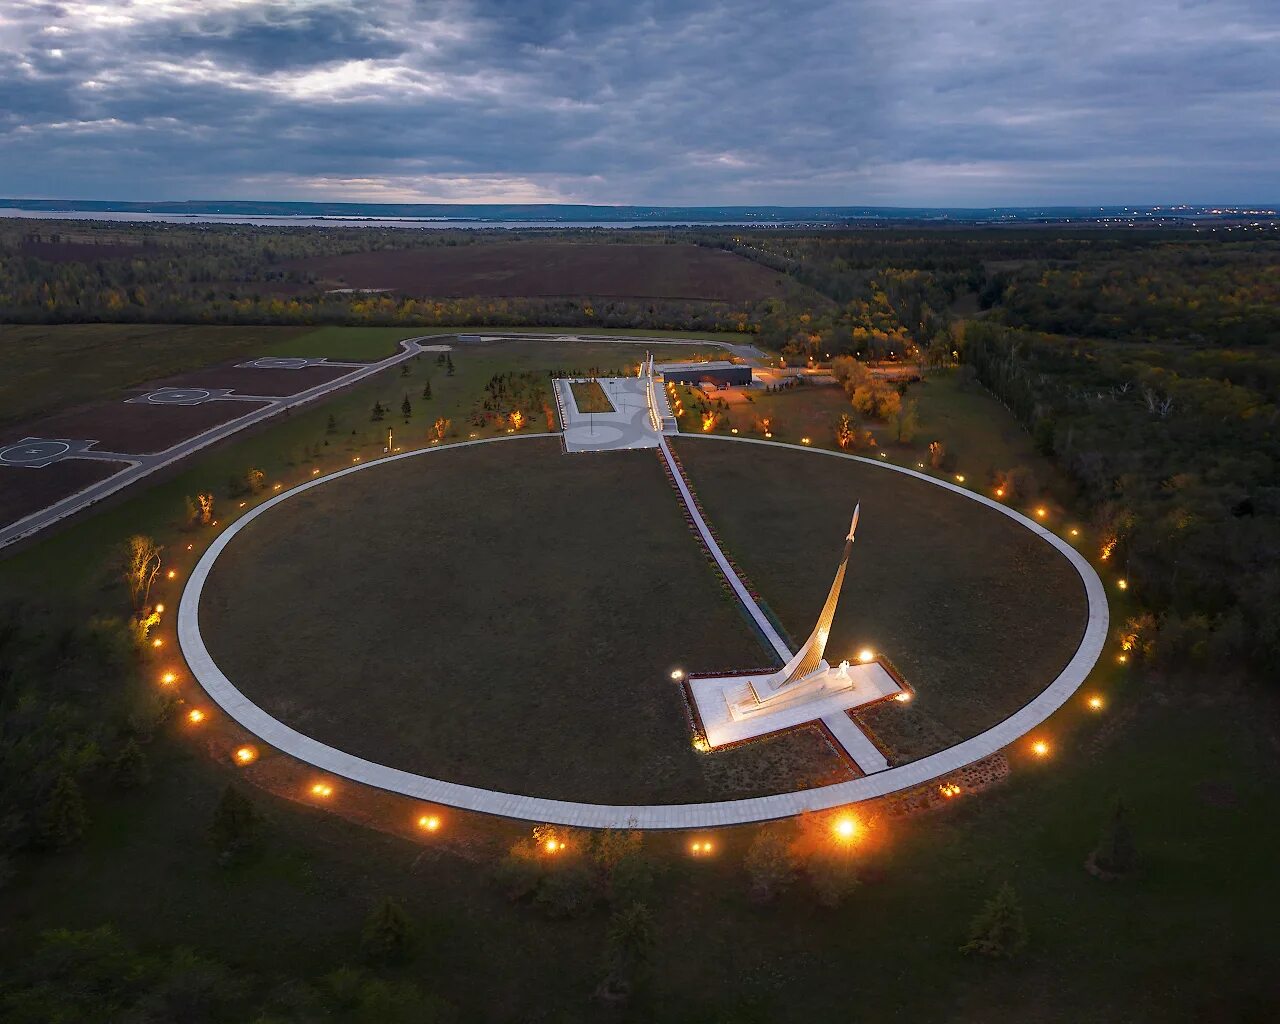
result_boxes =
[0,0,1276,203]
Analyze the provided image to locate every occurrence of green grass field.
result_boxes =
[672,436,1089,761]
[569,380,615,413]
[0,323,312,424]
[1,347,1276,1021]
[200,437,847,803]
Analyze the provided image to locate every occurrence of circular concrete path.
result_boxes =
[179,433,1109,829]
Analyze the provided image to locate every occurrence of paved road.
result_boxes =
[0,337,430,551]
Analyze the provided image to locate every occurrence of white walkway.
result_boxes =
[178,433,1109,829]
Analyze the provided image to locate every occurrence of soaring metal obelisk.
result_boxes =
[747,504,859,701]
[765,504,859,691]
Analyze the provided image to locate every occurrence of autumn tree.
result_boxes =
[196,492,214,527]
[122,535,162,610]
[431,417,451,442]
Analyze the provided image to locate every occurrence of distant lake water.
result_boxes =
[0,208,822,230]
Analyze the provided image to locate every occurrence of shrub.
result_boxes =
[361,897,415,965]
[961,882,1028,958]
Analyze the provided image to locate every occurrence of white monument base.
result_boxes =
[689,660,902,748]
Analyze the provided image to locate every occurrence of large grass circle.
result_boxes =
[182,434,1105,826]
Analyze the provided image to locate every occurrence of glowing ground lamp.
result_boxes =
[160,671,178,686]
[233,745,258,766]
[417,814,442,832]
[1035,506,1048,519]
[670,669,685,681]
[955,474,966,483]
[167,570,177,580]
[689,839,715,856]
[1117,578,1129,591]
[310,781,334,799]
[1087,695,1105,711]
[833,815,859,842]
[543,837,565,855]
[856,648,876,664]
[151,638,164,648]
[187,708,206,724]
[1030,739,1051,758]
[894,691,912,702]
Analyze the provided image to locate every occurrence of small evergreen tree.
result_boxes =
[208,784,262,865]
[39,773,89,849]
[744,824,796,903]
[421,379,432,400]
[446,353,455,376]
[371,402,386,422]
[1090,799,1136,877]
[110,738,150,789]
[961,882,1028,958]
[401,394,412,421]
[400,363,410,377]
[326,414,337,434]
[597,902,654,1003]
[361,897,415,965]
[807,853,861,907]
[436,352,446,366]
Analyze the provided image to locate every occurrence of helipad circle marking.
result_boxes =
[252,357,309,369]
[146,388,213,404]
[179,433,1108,829]
[0,440,71,464]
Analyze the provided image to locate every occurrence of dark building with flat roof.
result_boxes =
[658,361,752,388]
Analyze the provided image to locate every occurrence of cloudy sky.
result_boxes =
[1,0,1277,205]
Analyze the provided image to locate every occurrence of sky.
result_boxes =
[1,0,1277,206]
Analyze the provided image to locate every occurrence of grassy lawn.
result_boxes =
[0,323,311,424]
[200,437,848,803]
[569,380,615,413]
[677,381,854,443]
[2,339,1275,1021]
[670,435,1089,763]
[0,339,716,591]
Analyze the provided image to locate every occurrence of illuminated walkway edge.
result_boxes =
[179,433,1109,830]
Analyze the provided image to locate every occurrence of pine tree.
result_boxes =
[421,379,432,400]
[361,897,415,964]
[598,902,654,1002]
[401,394,412,420]
[370,402,385,422]
[400,363,410,377]
[744,824,796,903]
[39,773,89,849]
[209,784,262,864]
[326,414,337,434]
[446,353,455,376]
[110,738,150,789]
[1090,799,1136,877]
[961,882,1028,958]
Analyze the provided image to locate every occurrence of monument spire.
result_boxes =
[764,503,860,691]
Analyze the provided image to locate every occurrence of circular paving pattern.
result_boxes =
[0,439,71,465]
[146,388,214,404]
[250,356,311,369]
[179,434,1108,828]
